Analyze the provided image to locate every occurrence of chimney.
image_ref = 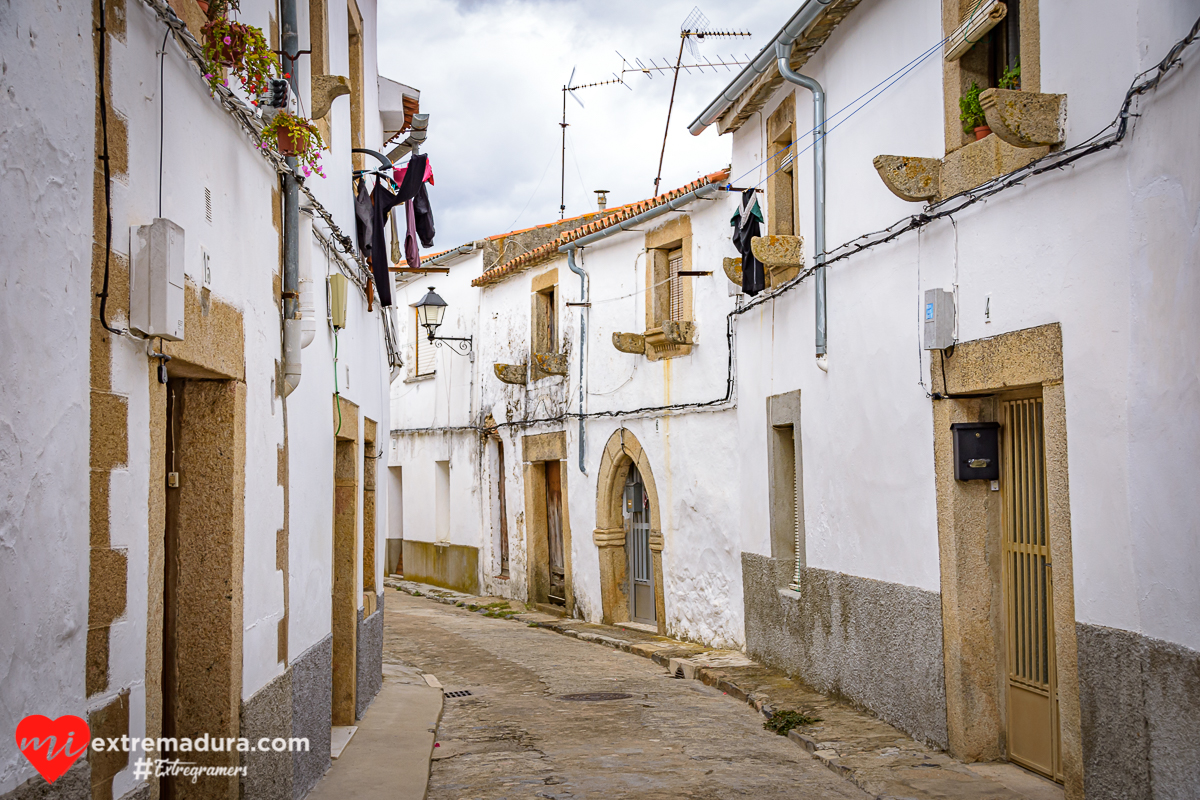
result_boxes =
[594,189,610,211]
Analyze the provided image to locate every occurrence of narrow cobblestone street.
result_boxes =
[384,591,869,799]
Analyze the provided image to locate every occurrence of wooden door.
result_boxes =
[545,460,565,605]
[625,466,655,624]
[1001,396,1061,781]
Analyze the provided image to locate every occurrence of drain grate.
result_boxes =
[558,692,633,702]
[445,690,473,698]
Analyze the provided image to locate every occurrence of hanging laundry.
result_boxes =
[403,200,420,271]
[392,157,434,187]
[394,153,436,251]
[731,188,765,296]
[369,180,404,306]
[354,179,374,259]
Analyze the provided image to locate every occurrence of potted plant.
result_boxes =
[959,81,990,140]
[261,112,327,179]
[200,1,277,97]
[999,61,1021,90]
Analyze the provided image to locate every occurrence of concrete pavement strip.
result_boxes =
[308,661,444,800]
[386,576,1063,800]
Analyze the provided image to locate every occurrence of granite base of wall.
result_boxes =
[1078,623,1200,800]
[290,635,331,800]
[355,593,384,720]
[0,759,90,800]
[402,540,480,595]
[742,552,948,749]
[116,783,151,800]
[240,668,294,800]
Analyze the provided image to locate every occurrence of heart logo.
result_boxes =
[15,715,90,785]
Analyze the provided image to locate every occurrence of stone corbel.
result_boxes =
[532,352,568,376]
[493,363,527,385]
[722,257,743,288]
[311,75,351,120]
[873,155,941,202]
[648,531,664,552]
[593,527,626,548]
[980,88,1067,149]
[751,235,804,287]
[612,332,646,354]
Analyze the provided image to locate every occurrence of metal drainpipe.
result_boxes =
[775,41,829,372]
[566,247,588,475]
[281,0,302,395]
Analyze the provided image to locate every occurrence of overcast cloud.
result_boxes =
[377,0,790,250]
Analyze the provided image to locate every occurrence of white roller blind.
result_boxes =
[415,308,436,376]
[668,250,684,321]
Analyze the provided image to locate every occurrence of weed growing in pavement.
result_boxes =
[763,709,822,737]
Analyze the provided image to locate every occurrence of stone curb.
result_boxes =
[388,578,1047,800]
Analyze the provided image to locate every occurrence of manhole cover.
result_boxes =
[557,692,632,702]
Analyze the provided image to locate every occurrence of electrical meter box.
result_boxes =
[328,273,349,329]
[129,218,185,341]
[923,288,955,350]
[950,422,1000,481]
[623,481,643,515]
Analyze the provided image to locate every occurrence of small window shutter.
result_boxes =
[415,308,436,375]
[668,250,684,321]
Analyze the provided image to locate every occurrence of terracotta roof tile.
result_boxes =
[470,169,730,287]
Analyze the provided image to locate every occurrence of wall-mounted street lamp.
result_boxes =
[415,287,473,357]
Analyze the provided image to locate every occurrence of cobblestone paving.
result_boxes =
[385,591,868,800]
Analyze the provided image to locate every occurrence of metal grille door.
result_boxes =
[624,466,655,624]
[1001,397,1061,781]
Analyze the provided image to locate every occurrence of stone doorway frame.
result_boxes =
[593,428,666,633]
[521,431,575,614]
[931,323,1082,799]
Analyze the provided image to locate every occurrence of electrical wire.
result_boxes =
[158,25,170,218]
[96,0,121,335]
[390,12,1200,437]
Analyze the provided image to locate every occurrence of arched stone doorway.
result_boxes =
[594,428,666,632]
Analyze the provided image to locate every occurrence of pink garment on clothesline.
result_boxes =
[393,159,434,187]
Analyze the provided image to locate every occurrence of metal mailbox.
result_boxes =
[950,422,1000,481]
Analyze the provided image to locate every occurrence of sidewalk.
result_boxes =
[386,577,1063,800]
[307,660,443,800]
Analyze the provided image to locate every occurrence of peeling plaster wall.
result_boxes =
[0,1,93,792]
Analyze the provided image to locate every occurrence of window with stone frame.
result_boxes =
[766,96,797,237]
[530,268,562,381]
[642,215,694,361]
[347,0,366,171]
[942,0,1040,154]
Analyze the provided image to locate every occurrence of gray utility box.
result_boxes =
[923,288,955,350]
[129,218,185,341]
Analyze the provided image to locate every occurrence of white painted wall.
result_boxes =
[0,2,93,792]
[0,0,394,794]
[726,0,1200,650]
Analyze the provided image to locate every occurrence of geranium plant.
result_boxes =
[959,81,987,135]
[261,112,326,179]
[201,15,278,98]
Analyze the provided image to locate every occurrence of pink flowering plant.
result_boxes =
[201,17,278,98]
[260,112,326,179]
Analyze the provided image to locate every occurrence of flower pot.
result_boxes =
[276,128,304,157]
[974,125,992,141]
[197,0,210,13]
[201,21,246,67]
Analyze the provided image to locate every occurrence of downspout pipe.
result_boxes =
[566,248,588,475]
[776,42,829,370]
[281,0,302,394]
[687,0,834,136]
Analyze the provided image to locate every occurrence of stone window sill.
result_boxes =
[404,372,435,384]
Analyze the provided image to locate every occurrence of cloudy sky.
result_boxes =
[377,0,791,250]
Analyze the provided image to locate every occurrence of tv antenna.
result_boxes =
[645,7,750,195]
[559,67,629,219]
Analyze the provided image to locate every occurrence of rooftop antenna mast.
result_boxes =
[560,68,628,219]
[650,7,750,195]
